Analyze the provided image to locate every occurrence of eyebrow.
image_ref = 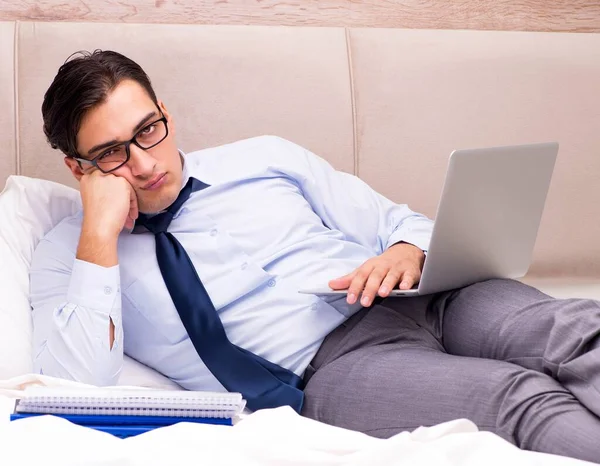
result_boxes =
[86,111,158,156]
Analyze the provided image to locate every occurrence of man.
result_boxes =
[31,50,600,462]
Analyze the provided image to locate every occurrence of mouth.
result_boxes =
[142,173,167,191]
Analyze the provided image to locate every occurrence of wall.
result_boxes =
[1,0,599,33]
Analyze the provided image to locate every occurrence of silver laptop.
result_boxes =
[299,142,558,298]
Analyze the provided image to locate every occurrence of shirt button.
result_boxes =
[104,286,112,295]
[241,262,248,270]
[267,279,276,287]
[210,229,218,237]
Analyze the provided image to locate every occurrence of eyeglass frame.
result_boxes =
[70,112,170,174]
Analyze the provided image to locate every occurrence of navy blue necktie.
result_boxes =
[137,177,304,412]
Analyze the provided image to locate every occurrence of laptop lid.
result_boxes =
[417,142,558,296]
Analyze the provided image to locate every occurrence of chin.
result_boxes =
[139,190,179,214]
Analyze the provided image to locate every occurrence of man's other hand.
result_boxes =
[328,243,425,307]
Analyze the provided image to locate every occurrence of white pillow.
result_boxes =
[0,175,181,389]
[0,176,81,379]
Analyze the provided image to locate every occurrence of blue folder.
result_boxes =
[10,411,232,438]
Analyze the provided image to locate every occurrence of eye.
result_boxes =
[139,124,156,135]
[98,148,118,160]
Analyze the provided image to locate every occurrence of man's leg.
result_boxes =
[434,279,600,419]
[302,299,600,463]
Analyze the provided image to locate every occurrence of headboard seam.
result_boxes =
[344,27,358,177]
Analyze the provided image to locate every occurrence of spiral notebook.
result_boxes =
[15,386,246,419]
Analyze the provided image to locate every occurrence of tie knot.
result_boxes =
[138,210,175,234]
[136,177,209,235]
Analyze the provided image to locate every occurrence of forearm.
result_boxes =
[76,227,119,347]
[31,248,124,386]
[77,222,119,267]
[271,137,434,255]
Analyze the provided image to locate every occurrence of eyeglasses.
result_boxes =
[72,114,169,174]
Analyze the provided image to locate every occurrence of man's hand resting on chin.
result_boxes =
[329,242,425,307]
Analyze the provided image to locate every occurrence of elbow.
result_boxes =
[34,341,123,387]
[85,363,122,387]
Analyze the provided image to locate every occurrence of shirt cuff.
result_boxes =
[386,228,432,254]
[67,259,121,314]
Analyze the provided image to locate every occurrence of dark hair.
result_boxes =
[42,50,158,158]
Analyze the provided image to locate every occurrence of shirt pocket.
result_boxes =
[204,259,275,311]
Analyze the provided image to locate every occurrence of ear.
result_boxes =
[64,157,86,182]
[158,99,175,137]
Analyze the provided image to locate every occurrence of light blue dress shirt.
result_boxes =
[30,136,434,391]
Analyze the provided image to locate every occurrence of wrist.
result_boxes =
[388,241,425,265]
[390,241,423,255]
[78,222,119,267]
[81,217,121,242]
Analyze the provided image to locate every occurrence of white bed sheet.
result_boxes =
[0,374,592,466]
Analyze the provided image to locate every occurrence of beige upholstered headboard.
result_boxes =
[1,21,599,278]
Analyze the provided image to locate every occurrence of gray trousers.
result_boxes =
[301,279,600,463]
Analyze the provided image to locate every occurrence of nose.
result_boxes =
[128,144,156,177]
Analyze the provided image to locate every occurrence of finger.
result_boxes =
[328,271,356,291]
[378,269,402,297]
[124,182,138,232]
[360,267,388,307]
[87,165,102,176]
[129,186,139,221]
[399,269,419,290]
[124,215,135,231]
[347,264,374,305]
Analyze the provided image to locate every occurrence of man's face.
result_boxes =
[67,79,183,214]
